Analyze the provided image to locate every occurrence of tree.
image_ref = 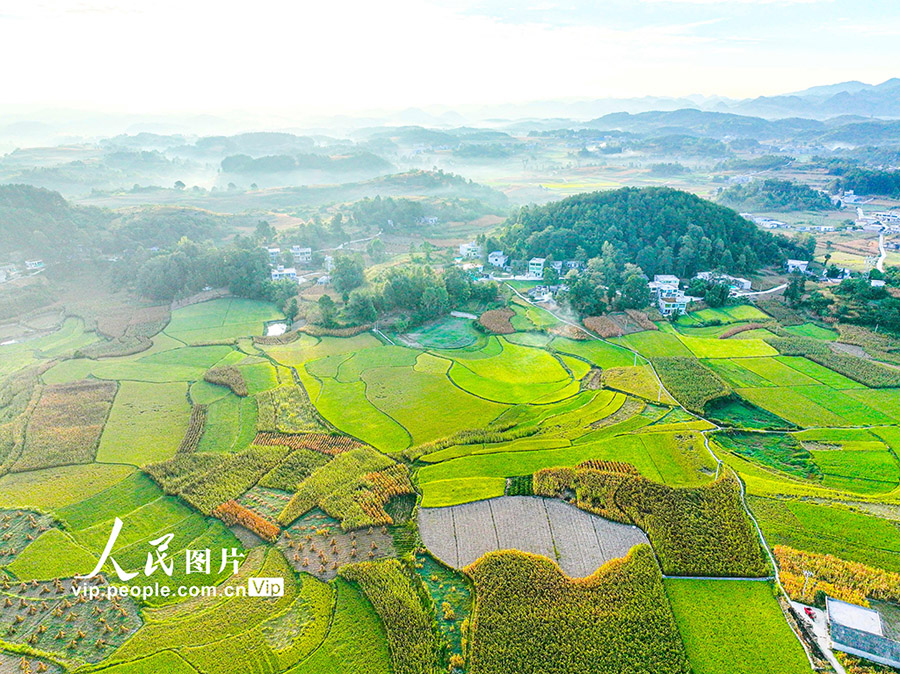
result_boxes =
[784,276,806,306]
[347,292,377,324]
[705,282,730,308]
[318,295,336,327]
[285,298,299,323]
[331,255,365,296]
[254,220,275,243]
[367,238,386,263]
[543,264,559,285]
[619,266,650,310]
[419,285,450,321]
[174,180,185,190]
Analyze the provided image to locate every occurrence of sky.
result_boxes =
[1,0,898,116]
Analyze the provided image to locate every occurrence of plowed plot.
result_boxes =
[418,495,649,577]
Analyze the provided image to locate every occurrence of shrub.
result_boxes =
[203,366,247,396]
[653,357,731,413]
[299,324,373,337]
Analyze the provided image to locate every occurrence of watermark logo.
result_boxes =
[248,577,284,597]
[73,516,283,600]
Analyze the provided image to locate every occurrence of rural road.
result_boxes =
[733,283,787,298]
[317,229,383,253]
[877,232,886,273]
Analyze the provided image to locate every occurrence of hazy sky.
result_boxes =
[1,0,898,114]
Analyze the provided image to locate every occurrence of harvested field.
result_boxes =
[478,308,515,334]
[584,316,624,338]
[276,509,395,581]
[418,495,649,577]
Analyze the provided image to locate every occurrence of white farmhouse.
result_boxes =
[528,257,546,278]
[459,242,481,259]
[266,247,281,263]
[270,265,298,281]
[786,259,809,274]
[291,246,312,264]
[488,251,508,267]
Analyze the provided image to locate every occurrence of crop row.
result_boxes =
[775,545,900,606]
[176,404,207,455]
[465,546,690,674]
[212,499,280,542]
[807,352,900,388]
[339,560,440,674]
[203,365,248,396]
[534,466,768,577]
[653,357,731,413]
[256,385,324,434]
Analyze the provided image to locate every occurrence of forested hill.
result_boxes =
[0,184,113,258]
[498,187,806,278]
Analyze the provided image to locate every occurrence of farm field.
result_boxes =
[665,579,812,674]
[4,289,900,674]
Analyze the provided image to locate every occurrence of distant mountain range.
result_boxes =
[0,79,899,146]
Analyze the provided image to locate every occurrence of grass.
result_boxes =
[291,579,392,674]
[704,359,774,388]
[196,394,258,453]
[315,378,411,451]
[678,335,778,359]
[602,365,676,403]
[665,579,812,674]
[418,431,716,507]
[748,497,900,573]
[784,323,838,340]
[56,471,163,529]
[404,316,480,349]
[165,298,284,344]
[7,527,97,580]
[613,331,693,358]
[735,387,847,427]
[550,337,640,368]
[730,357,821,387]
[714,431,817,479]
[793,386,893,427]
[0,463,135,509]
[705,397,795,431]
[86,652,198,674]
[842,388,900,423]
[362,365,508,447]
[810,447,900,494]
[96,381,191,465]
[419,476,507,507]
[774,356,865,389]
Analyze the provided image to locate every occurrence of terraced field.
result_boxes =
[4,292,900,674]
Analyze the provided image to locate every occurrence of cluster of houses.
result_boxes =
[458,242,584,282]
[265,245,331,286]
[0,259,44,284]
